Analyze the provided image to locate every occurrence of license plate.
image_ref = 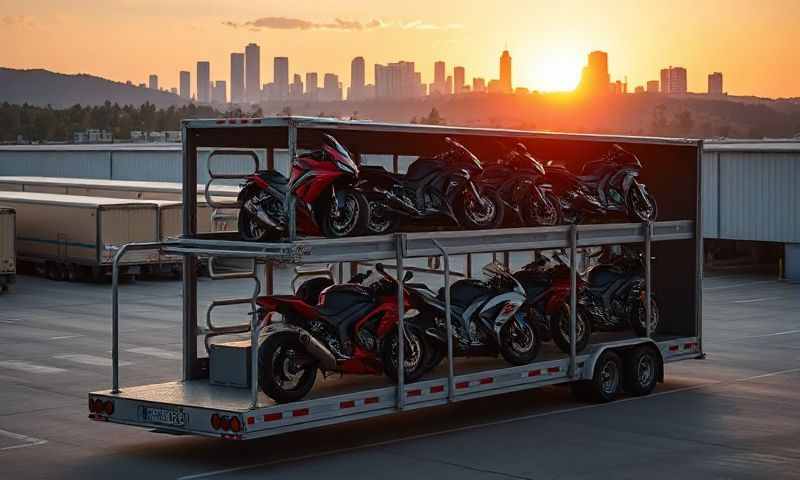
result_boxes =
[142,406,187,427]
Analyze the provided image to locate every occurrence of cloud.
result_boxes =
[2,15,35,28]
[223,17,461,32]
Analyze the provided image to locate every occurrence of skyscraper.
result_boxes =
[211,80,227,104]
[375,61,423,98]
[306,72,319,100]
[179,71,191,99]
[646,80,659,93]
[578,51,610,95]
[454,66,465,94]
[274,57,289,99]
[473,77,486,93]
[350,57,365,101]
[290,74,304,98]
[196,61,210,103]
[148,74,159,90]
[499,50,512,94]
[230,52,245,104]
[245,43,261,103]
[661,66,687,94]
[322,73,342,102]
[660,69,670,93]
[431,61,446,95]
[708,72,723,95]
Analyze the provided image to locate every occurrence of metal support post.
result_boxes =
[395,234,406,410]
[645,220,653,338]
[568,224,578,378]
[466,253,472,278]
[181,124,199,381]
[392,154,399,174]
[432,240,455,402]
[249,282,261,409]
[287,121,298,241]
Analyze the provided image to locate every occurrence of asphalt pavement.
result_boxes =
[0,270,798,479]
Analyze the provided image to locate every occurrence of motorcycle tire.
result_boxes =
[522,190,563,227]
[551,302,592,354]
[455,187,504,230]
[258,332,318,403]
[627,184,658,222]
[363,198,399,236]
[321,189,367,238]
[631,295,660,337]
[498,315,541,365]
[382,327,427,383]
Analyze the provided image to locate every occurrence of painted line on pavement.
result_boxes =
[703,280,777,291]
[0,360,67,374]
[177,364,800,480]
[733,297,777,304]
[49,335,85,340]
[53,354,132,367]
[0,428,47,451]
[126,347,181,360]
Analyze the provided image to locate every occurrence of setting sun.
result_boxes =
[523,47,584,92]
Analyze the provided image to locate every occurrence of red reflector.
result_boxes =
[292,408,309,417]
[264,412,282,422]
[252,119,262,124]
[246,416,255,425]
[547,367,560,373]
[684,343,695,349]
[528,369,542,377]
[215,119,225,124]
[364,397,379,405]
[88,398,94,412]
[211,414,221,430]
[430,385,445,393]
[407,389,422,397]
[227,119,236,124]
[103,400,114,416]
[340,400,355,409]
[479,377,493,385]
[669,345,679,352]
[220,416,230,431]
[456,381,469,389]
[93,399,104,413]
[229,416,242,433]
[240,119,249,124]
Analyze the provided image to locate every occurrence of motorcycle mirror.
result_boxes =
[403,271,413,282]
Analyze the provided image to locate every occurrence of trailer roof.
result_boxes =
[703,140,800,153]
[0,191,163,208]
[0,176,239,195]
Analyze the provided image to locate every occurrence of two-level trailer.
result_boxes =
[89,117,703,440]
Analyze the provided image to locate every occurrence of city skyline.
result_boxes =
[1,0,799,98]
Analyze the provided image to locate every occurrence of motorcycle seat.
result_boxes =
[405,158,442,182]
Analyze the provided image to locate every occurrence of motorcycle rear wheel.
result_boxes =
[522,190,563,227]
[363,199,399,235]
[258,332,318,403]
[455,187,504,230]
[631,296,660,337]
[238,207,282,241]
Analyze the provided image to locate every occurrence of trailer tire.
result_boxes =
[259,332,318,403]
[623,345,660,396]
[571,350,623,403]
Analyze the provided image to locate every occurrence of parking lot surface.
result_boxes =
[0,271,798,479]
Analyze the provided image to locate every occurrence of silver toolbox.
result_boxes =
[209,341,251,388]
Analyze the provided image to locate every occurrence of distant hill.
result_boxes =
[0,67,189,108]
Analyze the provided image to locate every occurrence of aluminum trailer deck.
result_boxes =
[89,117,703,440]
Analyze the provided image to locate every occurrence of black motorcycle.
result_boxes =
[480,143,562,227]
[409,262,540,369]
[544,144,657,224]
[355,138,504,235]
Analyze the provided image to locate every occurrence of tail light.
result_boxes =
[210,414,243,433]
[88,398,114,416]
[103,400,114,415]
[211,414,222,430]
[229,416,242,433]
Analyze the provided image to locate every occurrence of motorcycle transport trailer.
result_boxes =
[88,117,703,440]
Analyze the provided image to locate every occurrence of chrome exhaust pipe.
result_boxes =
[244,199,284,230]
[298,334,338,371]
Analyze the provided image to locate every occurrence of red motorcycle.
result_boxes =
[237,134,364,241]
[256,264,428,403]
[514,252,592,353]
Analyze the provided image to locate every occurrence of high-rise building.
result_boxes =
[499,50,512,94]
[349,57,366,101]
[196,61,210,103]
[274,57,289,99]
[375,61,424,99]
[230,52,245,103]
[245,43,260,103]
[454,66,465,94]
[708,72,723,96]
[661,66,687,94]
[305,72,319,100]
[322,73,342,102]
[646,80,659,93]
[211,80,227,104]
[290,74,304,98]
[179,71,191,99]
[148,74,159,90]
[170,87,178,95]
[472,77,486,93]
[578,50,610,95]
[634,85,645,94]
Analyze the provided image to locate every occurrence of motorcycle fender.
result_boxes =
[478,292,525,338]
[258,323,309,346]
[620,170,641,195]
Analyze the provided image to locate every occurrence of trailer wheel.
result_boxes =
[623,345,660,396]
[66,264,80,282]
[571,350,623,403]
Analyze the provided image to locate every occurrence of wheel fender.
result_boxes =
[258,323,308,347]
[582,339,664,382]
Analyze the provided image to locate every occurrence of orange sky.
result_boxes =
[1,0,798,98]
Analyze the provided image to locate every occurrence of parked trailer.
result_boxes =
[0,191,172,280]
[0,207,15,292]
[0,176,238,232]
[89,117,703,440]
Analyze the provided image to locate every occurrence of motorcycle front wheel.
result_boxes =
[631,296,660,337]
[498,315,541,365]
[382,327,427,383]
[522,190,563,227]
[627,183,658,222]
[552,303,592,354]
[258,332,318,403]
[455,187,504,230]
[321,189,366,238]
[363,198,399,235]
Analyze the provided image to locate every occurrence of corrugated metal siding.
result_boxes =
[718,152,800,242]
[0,151,111,178]
[701,152,719,238]
[112,151,182,181]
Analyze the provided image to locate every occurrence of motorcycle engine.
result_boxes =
[309,320,348,358]
[356,328,377,352]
